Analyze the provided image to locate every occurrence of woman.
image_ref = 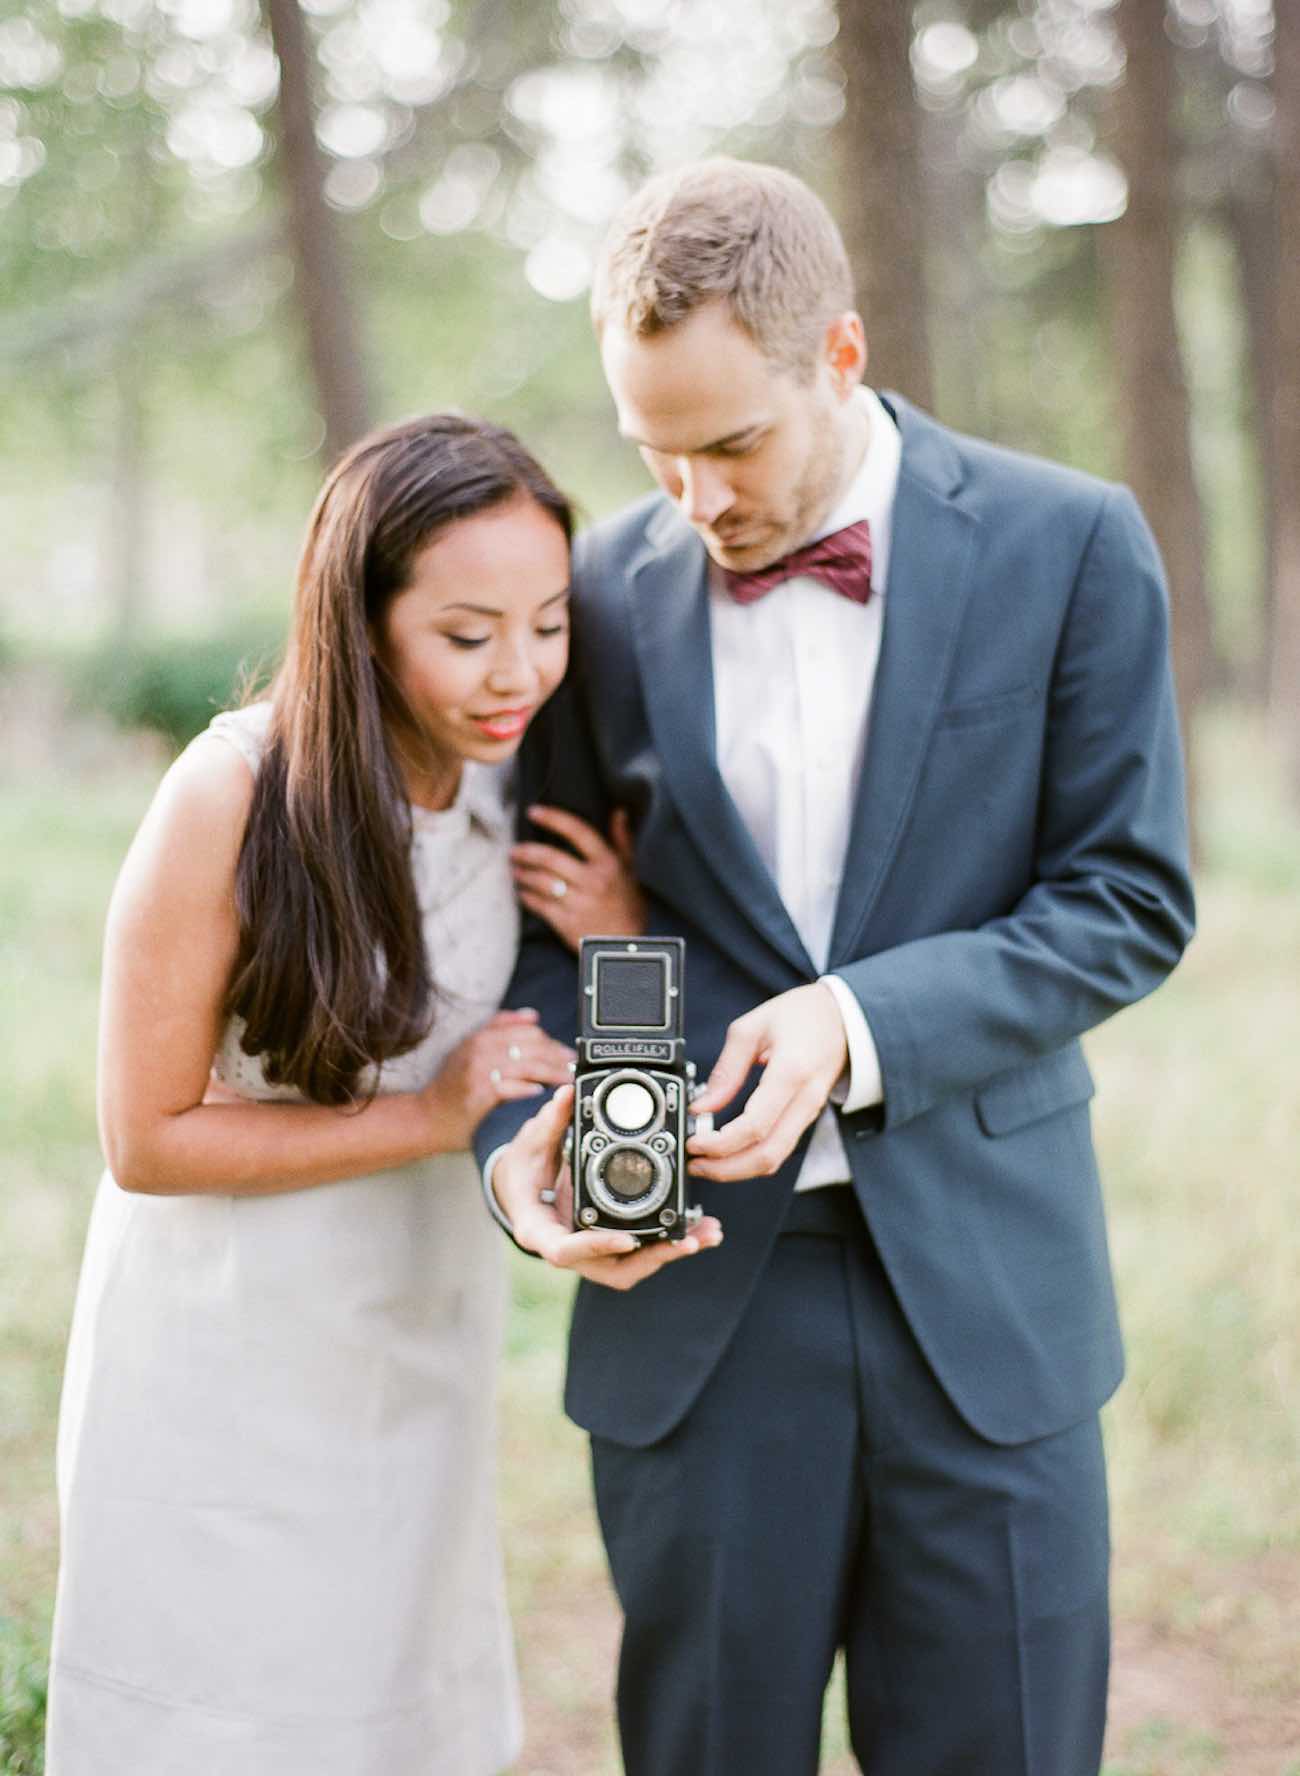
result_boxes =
[45,415,698,1775]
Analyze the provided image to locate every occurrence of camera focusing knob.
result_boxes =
[684,1205,703,1228]
[688,1111,714,1139]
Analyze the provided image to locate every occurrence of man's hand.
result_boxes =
[494,1086,723,1290]
[686,983,848,1182]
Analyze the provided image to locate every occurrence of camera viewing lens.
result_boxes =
[603,1081,657,1134]
[602,1149,657,1202]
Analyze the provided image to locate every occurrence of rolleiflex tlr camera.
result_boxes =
[565,937,709,1243]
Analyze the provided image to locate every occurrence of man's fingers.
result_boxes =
[689,1019,765,1115]
[514,1083,574,1156]
[525,804,607,861]
[688,1068,824,1178]
[516,1213,637,1263]
[565,1225,723,1288]
[515,1212,724,1285]
[689,1090,820,1181]
[689,1062,805,1156]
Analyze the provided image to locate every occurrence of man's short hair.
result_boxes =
[591,157,855,381]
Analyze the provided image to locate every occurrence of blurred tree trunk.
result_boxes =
[1224,182,1277,700]
[1270,0,1300,807]
[835,0,935,410]
[924,101,993,436]
[265,0,370,468]
[1101,0,1213,849]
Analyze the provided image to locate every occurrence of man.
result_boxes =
[479,158,1194,1775]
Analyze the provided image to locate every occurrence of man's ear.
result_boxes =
[823,311,867,397]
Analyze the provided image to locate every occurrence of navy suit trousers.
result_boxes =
[591,1188,1110,1776]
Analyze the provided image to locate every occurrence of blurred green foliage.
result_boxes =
[0,0,1282,713]
[73,625,282,752]
[0,1621,45,1776]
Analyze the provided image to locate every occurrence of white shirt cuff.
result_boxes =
[818,973,884,1111]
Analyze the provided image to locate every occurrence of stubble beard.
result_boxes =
[706,403,855,574]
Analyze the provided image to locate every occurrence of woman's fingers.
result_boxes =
[525,804,608,860]
[474,1019,573,1115]
[512,855,581,895]
[494,1079,546,1101]
[608,808,635,865]
[510,841,578,871]
[514,881,582,949]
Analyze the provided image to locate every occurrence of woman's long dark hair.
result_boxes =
[224,414,574,1106]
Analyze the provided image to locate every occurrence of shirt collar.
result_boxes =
[806,386,901,596]
[459,761,514,840]
[408,759,513,841]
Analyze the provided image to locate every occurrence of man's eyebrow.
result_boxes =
[436,588,571,618]
[622,422,768,454]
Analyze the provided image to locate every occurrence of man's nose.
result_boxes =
[677,457,734,527]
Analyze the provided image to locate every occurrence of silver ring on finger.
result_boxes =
[489,1066,503,1090]
[550,877,568,899]
[507,1043,522,1063]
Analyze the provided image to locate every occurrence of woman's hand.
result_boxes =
[511,806,645,950]
[493,1086,724,1290]
[420,1009,575,1152]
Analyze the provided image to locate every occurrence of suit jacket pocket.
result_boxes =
[936,683,1042,730]
[975,1045,1096,1136]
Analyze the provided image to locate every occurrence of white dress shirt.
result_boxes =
[709,386,898,1189]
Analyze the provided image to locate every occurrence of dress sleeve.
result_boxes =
[201,702,274,776]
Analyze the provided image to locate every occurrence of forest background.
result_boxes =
[1,0,1298,1771]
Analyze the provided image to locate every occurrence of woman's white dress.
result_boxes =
[46,703,524,1776]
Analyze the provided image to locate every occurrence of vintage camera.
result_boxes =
[565,937,709,1243]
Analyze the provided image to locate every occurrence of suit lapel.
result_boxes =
[627,504,816,981]
[828,398,980,965]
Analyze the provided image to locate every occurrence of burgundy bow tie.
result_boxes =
[721,519,874,606]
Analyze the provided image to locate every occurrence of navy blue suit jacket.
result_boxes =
[476,395,1195,1451]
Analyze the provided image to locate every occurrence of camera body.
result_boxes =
[567,937,706,1243]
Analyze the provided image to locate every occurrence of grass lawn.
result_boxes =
[2,703,1298,1774]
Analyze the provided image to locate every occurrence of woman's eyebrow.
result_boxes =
[437,588,571,618]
